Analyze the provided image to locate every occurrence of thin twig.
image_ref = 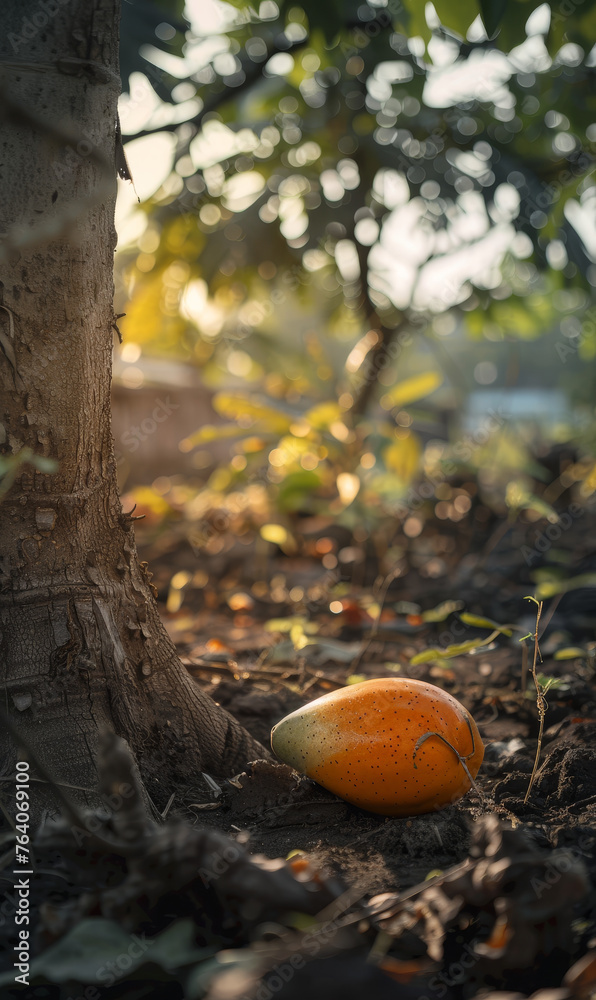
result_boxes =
[160,792,176,820]
[0,776,96,792]
[521,593,559,695]
[350,568,400,670]
[523,599,545,805]
[521,641,529,695]
[126,36,308,142]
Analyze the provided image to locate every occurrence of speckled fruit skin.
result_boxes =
[270,677,484,816]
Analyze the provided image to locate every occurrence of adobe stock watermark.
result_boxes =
[514,138,596,240]
[419,940,485,1000]
[212,262,307,358]
[551,0,592,28]
[197,839,243,888]
[68,788,137,850]
[188,510,230,554]
[115,396,179,466]
[246,887,364,1000]
[197,832,363,1000]
[350,320,423,394]
[530,837,593,899]
[522,492,596,565]
[555,303,596,364]
[8,0,71,52]
[62,933,151,1000]
[0,779,137,963]
[52,131,97,183]
[252,918,346,1000]
[337,0,406,62]
[391,407,507,519]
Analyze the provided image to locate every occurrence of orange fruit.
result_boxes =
[270,677,484,816]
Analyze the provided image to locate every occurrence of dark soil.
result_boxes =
[160,506,596,899]
[140,498,596,997]
[2,495,596,999]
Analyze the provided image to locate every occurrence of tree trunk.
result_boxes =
[0,0,266,810]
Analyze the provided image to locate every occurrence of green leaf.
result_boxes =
[266,636,362,665]
[31,454,58,473]
[397,0,432,44]
[432,0,481,37]
[0,448,58,500]
[265,616,319,634]
[382,436,421,483]
[182,424,254,448]
[410,629,502,665]
[260,523,291,546]
[535,573,596,600]
[421,599,464,623]
[301,638,363,664]
[505,483,558,523]
[146,919,213,971]
[459,612,513,636]
[213,394,294,434]
[7,919,132,985]
[383,372,443,409]
[536,672,568,692]
[554,647,587,660]
[304,400,342,430]
[0,918,210,987]
[277,470,322,512]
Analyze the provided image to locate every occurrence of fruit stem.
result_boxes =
[413,729,485,805]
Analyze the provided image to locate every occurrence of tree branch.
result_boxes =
[124,34,309,142]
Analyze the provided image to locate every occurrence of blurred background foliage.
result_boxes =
[112,0,596,576]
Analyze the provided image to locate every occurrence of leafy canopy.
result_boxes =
[115,0,596,520]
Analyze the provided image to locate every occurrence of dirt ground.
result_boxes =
[142,495,596,997]
[1,493,595,999]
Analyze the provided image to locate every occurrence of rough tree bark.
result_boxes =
[0,0,266,809]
